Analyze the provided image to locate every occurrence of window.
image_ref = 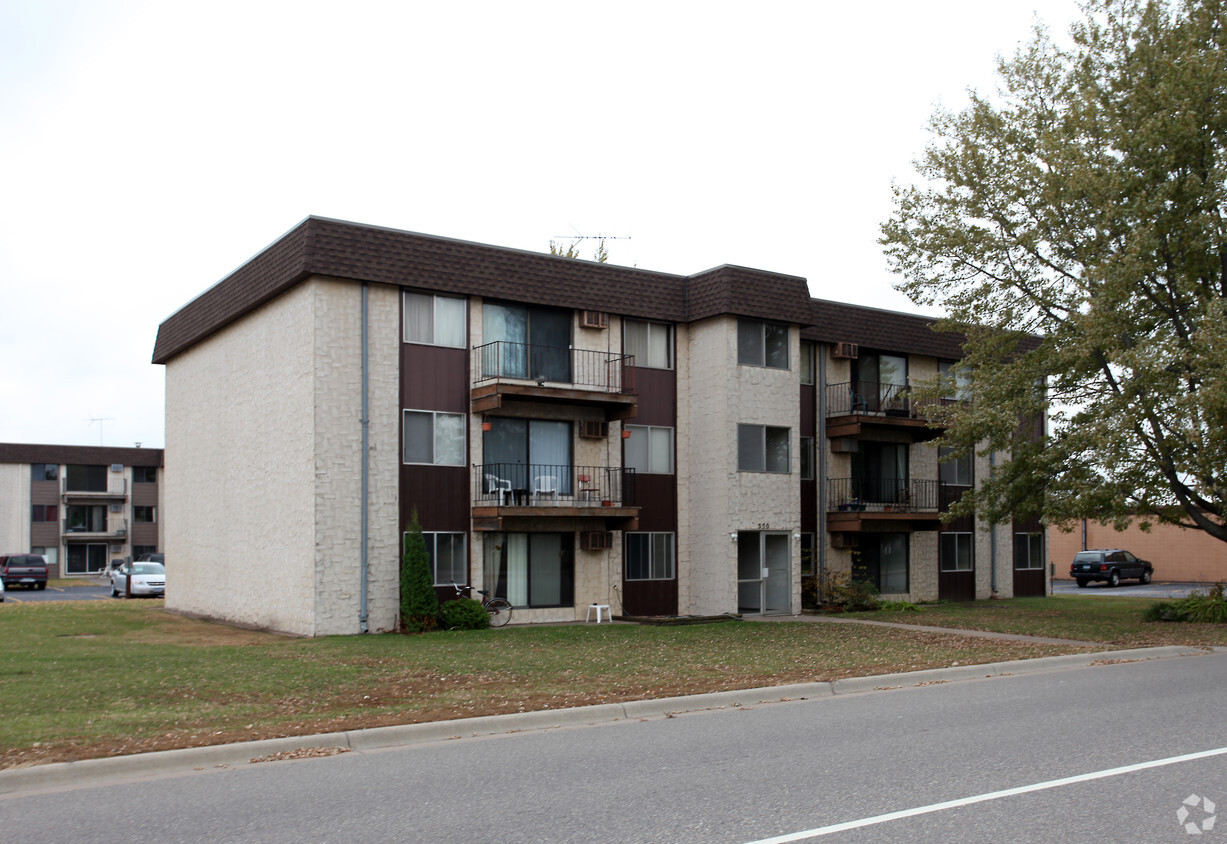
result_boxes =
[939,360,972,401]
[625,533,675,580]
[853,534,909,593]
[411,532,468,586]
[624,425,674,474]
[132,466,157,483]
[1015,533,1044,570]
[800,342,815,385]
[482,417,572,494]
[624,320,673,369]
[938,446,973,486]
[32,505,58,522]
[737,318,789,369]
[482,302,572,381]
[940,532,974,572]
[65,465,107,492]
[738,425,790,473]
[483,532,574,608]
[403,291,466,347]
[65,505,106,532]
[31,463,58,481]
[134,506,156,523]
[800,533,816,576]
[800,437,815,480]
[403,410,466,466]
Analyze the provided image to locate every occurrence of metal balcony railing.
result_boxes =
[474,342,635,394]
[62,478,127,496]
[474,463,636,508]
[826,381,913,418]
[827,477,939,512]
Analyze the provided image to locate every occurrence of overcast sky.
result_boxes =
[0,0,1085,450]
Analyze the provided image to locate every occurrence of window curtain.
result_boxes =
[529,420,571,494]
[434,296,466,347]
[483,303,527,378]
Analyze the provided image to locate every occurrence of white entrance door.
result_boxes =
[737,532,792,614]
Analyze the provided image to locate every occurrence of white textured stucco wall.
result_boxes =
[683,317,801,616]
[164,278,402,636]
[0,463,31,553]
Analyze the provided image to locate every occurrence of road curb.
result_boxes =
[0,645,1212,797]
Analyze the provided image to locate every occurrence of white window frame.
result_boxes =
[939,360,973,401]
[403,291,466,348]
[737,318,790,369]
[409,531,468,586]
[938,446,974,486]
[800,341,815,385]
[625,532,676,581]
[403,410,466,466]
[1014,533,1044,571]
[800,436,815,480]
[624,425,674,474]
[623,319,673,369]
[940,532,974,572]
[738,424,791,473]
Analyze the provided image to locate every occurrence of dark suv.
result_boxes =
[0,554,49,590]
[1071,549,1154,588]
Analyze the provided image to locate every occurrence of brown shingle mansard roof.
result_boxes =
[0,444,163,467]
[152,216,967,364]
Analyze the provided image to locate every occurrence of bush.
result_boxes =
[814,569,881,612]
[440,598,491,630]
[400,514,439,633]
[1145,583,1227,624]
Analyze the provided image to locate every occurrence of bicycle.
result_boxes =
[450,582,513,627]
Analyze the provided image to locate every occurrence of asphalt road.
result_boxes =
[1,581,115,602]
[2,648,1222,843]
[1050,580,1205,599]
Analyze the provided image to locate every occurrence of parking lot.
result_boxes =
[3,578,117,603]
[1050,579,1206,599]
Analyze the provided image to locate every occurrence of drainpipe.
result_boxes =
[989,449,997,595]
[817,345,827,585]
[359,284,370,633]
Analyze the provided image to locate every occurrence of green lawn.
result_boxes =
[0,594,1215,769]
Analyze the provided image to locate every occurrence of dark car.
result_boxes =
[0,554,49,590]
[1071,549,1154,587]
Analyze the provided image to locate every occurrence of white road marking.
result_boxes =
[746,746,1227,843]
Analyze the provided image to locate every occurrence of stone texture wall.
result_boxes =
[0,463,30,554]
[164,282,319,635]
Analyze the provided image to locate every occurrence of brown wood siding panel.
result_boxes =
[631,473,676,532]
[401,466,470,532]
[403,344,469,413]
[629,367,675,427]
[31,481,59,506]
[801,481,817,533]
[132,523,159,546]
[622,578,678,617]
[30,523,59,546]
[132,484,159,507]
[1013,568,1046,597]
[800,384,816,435]
[939,569,976,601]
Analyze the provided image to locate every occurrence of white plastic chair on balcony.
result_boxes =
[485,474,512,505]
[532,475,558,506]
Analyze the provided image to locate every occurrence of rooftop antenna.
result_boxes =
[85,417,115,446]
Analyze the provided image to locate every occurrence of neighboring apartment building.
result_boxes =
[152,217,1043,637]
[0,444,164,577]
[1050,518,1226,583]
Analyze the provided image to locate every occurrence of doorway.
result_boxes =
[737,531,791,614]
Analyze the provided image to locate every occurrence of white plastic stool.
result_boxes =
[587,603,611,623]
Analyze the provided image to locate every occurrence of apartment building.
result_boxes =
[152,217,1043,636]
[0,444,164,577]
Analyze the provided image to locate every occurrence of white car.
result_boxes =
[110,561,166,598]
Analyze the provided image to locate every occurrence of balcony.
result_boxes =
[826,477,942,532]
[471,463,638,531]
[471,342,638,420]
[62,478,127,500]
[825,381,945,441]
[63,517,129,540]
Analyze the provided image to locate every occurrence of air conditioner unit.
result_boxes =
[830,533,859,549]
[109,545,123,553]
[109,503,124,513]
[110,464,124,472]
[580,310,609,329]
[832,342,859,360]
[578,420,609,439]
[115,528,126,536]
[580,531,613,551]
